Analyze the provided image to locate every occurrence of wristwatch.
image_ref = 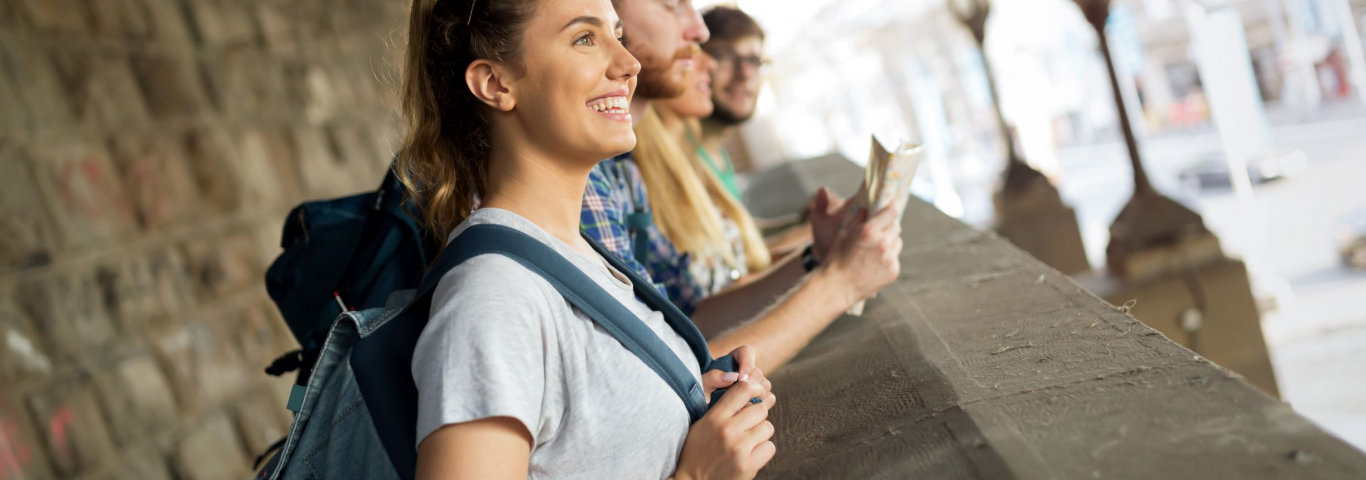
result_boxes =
[801,245,820,272]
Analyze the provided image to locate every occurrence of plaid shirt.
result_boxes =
[581,154,705,314]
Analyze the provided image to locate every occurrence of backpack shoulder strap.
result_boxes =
[582,233,740,400]
[425,224,712,421]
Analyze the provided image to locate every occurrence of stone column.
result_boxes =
[948,0,1091,275]
[1070,0,1279,396]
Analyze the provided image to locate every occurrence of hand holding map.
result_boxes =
[847,136,923,316]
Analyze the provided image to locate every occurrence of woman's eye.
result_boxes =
[618,34,630,47]
[575,33,595,46]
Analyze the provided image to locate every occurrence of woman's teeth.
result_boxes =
[589,96,629,112]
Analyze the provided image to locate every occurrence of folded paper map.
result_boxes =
[848,136,923,316]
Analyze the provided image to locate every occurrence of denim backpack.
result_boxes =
[255,222,742,480]
[255,169,436,465]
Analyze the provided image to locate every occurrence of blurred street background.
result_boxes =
[702,0,1366,451]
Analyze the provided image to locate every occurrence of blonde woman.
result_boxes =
[632,51,868,334]
[632,52,772,298]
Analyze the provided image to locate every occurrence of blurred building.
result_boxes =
[721,0,1366,223]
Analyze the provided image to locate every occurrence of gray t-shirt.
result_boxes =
[412,208,702,479]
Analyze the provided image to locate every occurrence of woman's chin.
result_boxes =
[591,132,636,160]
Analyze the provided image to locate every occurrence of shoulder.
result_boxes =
[428,254,561,330]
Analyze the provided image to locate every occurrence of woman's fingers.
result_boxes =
[712,380,768,419]
[700,369,740,400]
[748,441,777,471]
[729,395,770,431]
[743,420,775,449]
[730,346,759,379]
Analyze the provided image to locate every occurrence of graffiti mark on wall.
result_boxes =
[52,154,134,225]
[0,406,34,480]
[46,407,73,456]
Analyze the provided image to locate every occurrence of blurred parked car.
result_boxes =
[1340,211,1366,270]
[1178,149,1308,191]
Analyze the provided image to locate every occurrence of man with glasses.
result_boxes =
[697,6,769,201]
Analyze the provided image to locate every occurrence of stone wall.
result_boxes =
[0,0,408,478]
[761,198,1366,479]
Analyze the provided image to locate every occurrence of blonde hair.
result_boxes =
[633,104,771,272]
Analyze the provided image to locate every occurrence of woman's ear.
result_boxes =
[466,59,516,111]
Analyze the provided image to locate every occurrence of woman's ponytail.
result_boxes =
[395,0,536,243]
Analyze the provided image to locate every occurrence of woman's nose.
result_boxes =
[609,43,641,81]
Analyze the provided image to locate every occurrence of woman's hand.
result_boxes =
[818,204,903,308]
[673,380,776,480]
[701,346,776,407]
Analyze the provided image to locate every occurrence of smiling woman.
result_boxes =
[393,0,776,479]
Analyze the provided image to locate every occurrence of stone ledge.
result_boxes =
[762,198,1366,479]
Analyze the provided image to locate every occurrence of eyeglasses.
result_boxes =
[706,48,770,73]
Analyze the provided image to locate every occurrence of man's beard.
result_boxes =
[636,46,693,99]
[709,95,753,125]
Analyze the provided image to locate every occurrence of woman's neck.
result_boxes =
[699,117,731,153]
[481,146,592,251]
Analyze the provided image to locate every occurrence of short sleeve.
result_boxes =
[411,255,560,448]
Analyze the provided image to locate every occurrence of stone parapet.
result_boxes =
[762,198,1366,478]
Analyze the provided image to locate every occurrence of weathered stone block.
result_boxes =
[0,0,13,26]
[0,144,57,271]
[130,54,210,119]
[234,129,302,208]
[332,64,371,111]
[198,51,294,118]
[14,0,89,33]
[179,234,260,303]
[250,220,284,278]
[231,390,288,459]
[299,66,345,124]
[28,141,138,251]
[254,2,301,55]
[0,300,52,386]
[49,49,151,128]
[174,412,248,480]
[87,0,153,39]
[106,446,175,480]
[108,135,203,231]
[0,61,23,131]
[2,44,73,129]
[17,272,118,361]
[293,127,357,198]
[185,0,258,46]
[279,61,317,119]
[180,130,243,214]
[93,354,179,443]
[106,135,200,229]
[153,321,248,410]
[26,376,117,478]
[224,303,290,370]
[0,398,54,480]
[328,125,389,185]
[140,0,191,43]
[94,249,191,330]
